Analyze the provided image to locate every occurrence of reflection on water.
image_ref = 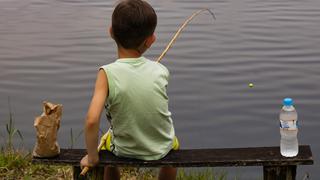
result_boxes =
[1,0,320,178]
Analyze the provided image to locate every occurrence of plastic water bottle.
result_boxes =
[279,98,298,157]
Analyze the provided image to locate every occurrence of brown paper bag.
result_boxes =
[33,101,62,157]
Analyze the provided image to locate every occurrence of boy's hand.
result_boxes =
[80,154,99,168]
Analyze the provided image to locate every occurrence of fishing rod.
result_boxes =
[157,8,215,63]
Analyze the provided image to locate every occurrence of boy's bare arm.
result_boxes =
[83,69,108,165]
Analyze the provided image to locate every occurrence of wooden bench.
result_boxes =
[32,145,313,180]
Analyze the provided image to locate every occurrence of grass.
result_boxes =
[119,168,229,180]
[0,150,72,179]
[177,168,228,180]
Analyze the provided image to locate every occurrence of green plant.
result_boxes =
[69,128,83,149]
[177,168,227,180]
[4,97,23,151]
[0,132,4,150]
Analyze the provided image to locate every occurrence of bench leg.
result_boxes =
[73,166,85,180]
[73,166,104,180]
[263,165,296,180]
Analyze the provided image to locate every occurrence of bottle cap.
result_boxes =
[283,98,293,106]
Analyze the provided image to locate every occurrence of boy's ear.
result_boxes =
[109,26,114,39]
[145,34,156,48]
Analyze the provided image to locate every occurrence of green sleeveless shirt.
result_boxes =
[100,56,175,160]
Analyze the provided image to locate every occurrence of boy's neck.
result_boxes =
[118,47,144,59]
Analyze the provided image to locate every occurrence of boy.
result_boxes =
[80,0,178,179]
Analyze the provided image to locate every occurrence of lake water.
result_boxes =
[0,0,319,178]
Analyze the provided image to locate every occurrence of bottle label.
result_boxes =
[280,120,298,130]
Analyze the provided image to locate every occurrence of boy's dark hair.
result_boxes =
[112,0,157,50]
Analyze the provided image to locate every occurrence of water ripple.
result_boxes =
[1,0,320,177]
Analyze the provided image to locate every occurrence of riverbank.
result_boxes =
[0,149,72,179]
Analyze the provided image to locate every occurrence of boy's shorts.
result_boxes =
[100,129,179,152]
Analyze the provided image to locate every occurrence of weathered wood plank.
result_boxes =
[32,145,313,167]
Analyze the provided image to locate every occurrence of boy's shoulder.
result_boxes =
[100,57,169,76]
[155,62,169,77]
[99,60,124,72]
[100,61,117,68]
[144,58,170,77]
